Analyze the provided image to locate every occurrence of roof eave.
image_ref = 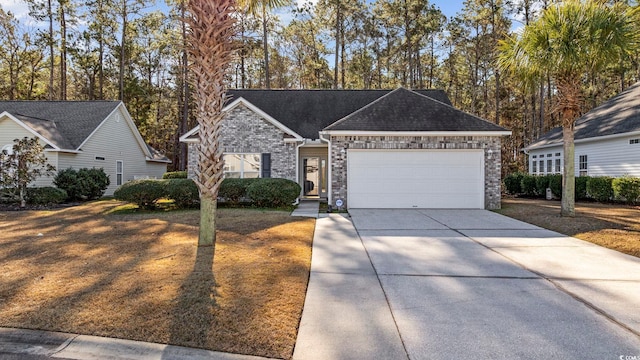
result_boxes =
[322,130,512,137]
[525,129,640,151]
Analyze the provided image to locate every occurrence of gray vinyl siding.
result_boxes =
[57,105,167,195]
[0,115,58,188]
[528,134,640,177]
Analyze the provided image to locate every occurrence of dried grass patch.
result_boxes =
[496,198,640,258]
[0,200,315,359]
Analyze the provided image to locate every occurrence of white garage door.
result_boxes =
[347,150,484,209]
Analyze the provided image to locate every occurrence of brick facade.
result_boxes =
[187,104,297,181]
[329,135,503,209]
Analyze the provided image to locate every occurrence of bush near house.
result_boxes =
[612,176,640,204]
[54,168,110,201]
[114,179,166,210]
[162,171,188,179]
[25,187,68,205]
[586,176,614,202]
[504,173,637,204]
[165,179,199,208]
[113,178,301,210]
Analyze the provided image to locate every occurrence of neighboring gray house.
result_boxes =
[180,88,511,209]
[0,101,170,196]
[525,81,640,177]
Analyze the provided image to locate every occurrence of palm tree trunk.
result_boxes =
[561,123,575,217]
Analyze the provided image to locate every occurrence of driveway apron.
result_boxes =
[294,209,640,360]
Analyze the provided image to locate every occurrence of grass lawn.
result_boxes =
[496,197,640,258]
[0,200,315,359]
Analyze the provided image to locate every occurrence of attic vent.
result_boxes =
[95,156,105,161]
[630,139,640,144]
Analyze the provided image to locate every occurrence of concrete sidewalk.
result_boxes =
[0,327,274,360]
[291,200,319,218]
[294,209,640,360]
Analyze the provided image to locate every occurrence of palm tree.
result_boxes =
[238,0,289,88]
[498,0,639,217]
[185,0,236,246]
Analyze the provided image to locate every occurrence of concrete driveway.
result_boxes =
[293,209,640,360]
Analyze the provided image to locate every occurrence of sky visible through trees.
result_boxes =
[0,0,638,175]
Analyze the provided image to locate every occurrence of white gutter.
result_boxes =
[319,132,332,205]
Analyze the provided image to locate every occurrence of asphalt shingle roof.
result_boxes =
[527,81,640,149]
[324,88,509,132]
[0,101,120,150]
[227,89,454,139]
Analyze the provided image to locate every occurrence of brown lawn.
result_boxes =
[0,200,315,359]
[496,197,640,258]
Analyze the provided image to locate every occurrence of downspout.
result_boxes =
[319,132,332,206]
[294,140,305,205]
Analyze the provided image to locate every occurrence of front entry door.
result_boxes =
[303,157,320,196]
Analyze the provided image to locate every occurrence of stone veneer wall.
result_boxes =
[187,104,297,181]
[329,135,503,209]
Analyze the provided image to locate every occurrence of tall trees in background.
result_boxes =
[1,0,640,175]
[499,1,640,216]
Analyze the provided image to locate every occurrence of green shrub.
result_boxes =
[503,172,524,195]
[219,178,259,204]
[25,187,67,205]
[162,171,188,179]
[586,176,614,202]
[548,174,563,198]
[246,178,301,208]
[535,175,550,197]
[575,176,589,201]
[0,188,18,204]
[54,167,110,201]
[520,174,538,197]
[612,176,640,204]
[165,179,199,208]
[113,179,166,209]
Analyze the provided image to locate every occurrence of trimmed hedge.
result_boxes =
[113,177,301,210]
[162,171,188,179]
[575,176,589,201]
[503,172,524,195]
[520,175,538,197]
[612,176,640,204]
[586,176,614,202]
[548,174,562,198]
[26,187,67,205]
[54,167,110,201]
[114,179,166,209]
[165,179,199,208]
[246,178,301,207]
[219,178,259,204]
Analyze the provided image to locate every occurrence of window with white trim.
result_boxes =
[116,160,124,186]
[539,160,544,174]
[630,139,639,144]
[555,158,561,173]
[223,153,261,178]
[547,159,553,174]
[532,160,537,174]
[579,155,588,176]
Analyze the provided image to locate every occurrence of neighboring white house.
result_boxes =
[525,81,640,177]
[0,101,170,196]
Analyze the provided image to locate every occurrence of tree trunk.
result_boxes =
[199,194,217,246]
[262,5,270,89]
[333,0,339,89]
[59,2,67,100]
[561,123,575,217]
[48,0,54,100]
[119,0,127,101]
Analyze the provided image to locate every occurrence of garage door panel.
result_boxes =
[347,150,484,209]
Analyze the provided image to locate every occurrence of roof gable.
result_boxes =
[324,88,509,133]
[527,81,640,149]
[0,101,121,150]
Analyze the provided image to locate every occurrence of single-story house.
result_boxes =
[180,88,511,209]
[0,101,170,196]
[525,81,640,177]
